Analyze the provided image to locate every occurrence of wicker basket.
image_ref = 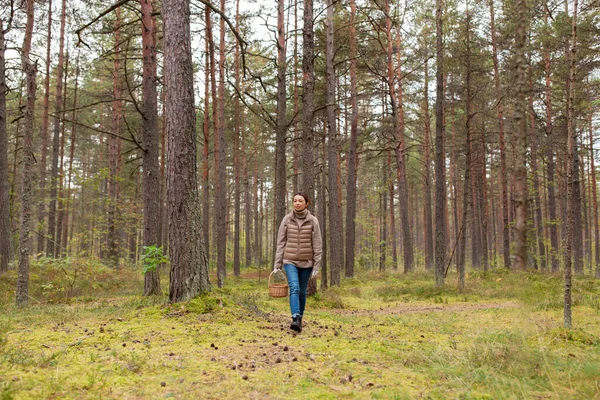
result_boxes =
[268,270,289,298]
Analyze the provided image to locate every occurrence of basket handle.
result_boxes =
[269,269,286,286]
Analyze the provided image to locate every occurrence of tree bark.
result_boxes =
[544,9,559,273]
[434,0,446,286]
[273,0,287,269]
[588,112,600,278]
[564,0,578,328]
[56,53,69,257]
[142,0,161,295]
[325,0,342,286]
[300,0,315,201]
[202,11,211,261]
[61,54,79,255]
[36,0,52,256]
[344,0,358,278]
[214,0,227,287]
[490,0,511,269]
[0,21,12,273]
[16,0,36,305]
[47,0,67,258]
[529,77,546,271]
[384,0,413,273]
[423,58,434,272]
[164,0,211,302]
[513,0,528,271]
[232,0,241,278]
[319,136,328,289]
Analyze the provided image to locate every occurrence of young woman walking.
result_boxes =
[273,192,322,332]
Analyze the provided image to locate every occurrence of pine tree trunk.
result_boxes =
[380,166,387,271]
[459,9,474,289]
[16,0,36,305]
[62,54,79,255]
[273,0,287,268]
[47,0,67,258]
[384,0,413,273]
[319,138,328,289]
[202,16,210,261]
[325,0,343,286]
[344,0,358,278]
[423,59,434,272]
[164,0,211,302]
[389,154,398,270]
[233,0,241,277]
[544,9,559,273]
[141,0,161,295]
[587,116,600,278]
[56,54,69,258]
[490,0,511,269]
[513,0,528,271]
[213,0,228,287]
[434,0,446,286]
[529,82,546,271]
[564,0,578,328]
[0,21,12,273]
[300,0,315,200]
[208,8,219,266]
[36,1,52,256]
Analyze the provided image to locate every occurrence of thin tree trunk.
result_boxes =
[389,153,398,270]
[588,112,600,278]
[300,0,315,201]
[325,0,342,286]
[423,59,434,272]
[202,14,210,260]
[564,0,578,328]
[142,0,161,295]
[107,7,122,267]
[434,0,446,286]
[380,166,387,271]
[384,0,413,273]
[16,0,36,305]
[344,0,358,278]
[214,0,227,287]
[233,0,241,277]
[529,78,546,271]
[490,0,511,269]
[273,0,287,268]
[56,53,69,257]
[513,0,528,270]
[319,136,328,289]
[544,11,559,273]
[208,7,219,266]
[164,0,211,302]
[0,21,12,273]
[36,1,52,256]
[458,7,474,289]
[47,0,67,258]
[62,52,80,256]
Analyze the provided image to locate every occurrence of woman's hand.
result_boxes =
[311,270,319,279]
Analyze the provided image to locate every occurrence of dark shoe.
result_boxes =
[290,315,302,332]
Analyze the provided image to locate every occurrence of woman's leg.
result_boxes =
[283,264,301,317]
[297,267,313,317]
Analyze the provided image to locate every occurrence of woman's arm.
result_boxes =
[312,219,323,273]
[273,217,287,270]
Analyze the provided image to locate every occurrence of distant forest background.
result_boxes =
[0,0,598,316]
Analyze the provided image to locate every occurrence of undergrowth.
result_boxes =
[0,261,599,399]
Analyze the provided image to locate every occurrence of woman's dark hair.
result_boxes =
[293,192,310,204]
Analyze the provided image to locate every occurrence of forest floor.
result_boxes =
[1,259,600,399]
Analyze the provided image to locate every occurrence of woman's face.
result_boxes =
[293,195,308,211]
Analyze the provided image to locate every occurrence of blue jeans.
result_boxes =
[284,264,313,318]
